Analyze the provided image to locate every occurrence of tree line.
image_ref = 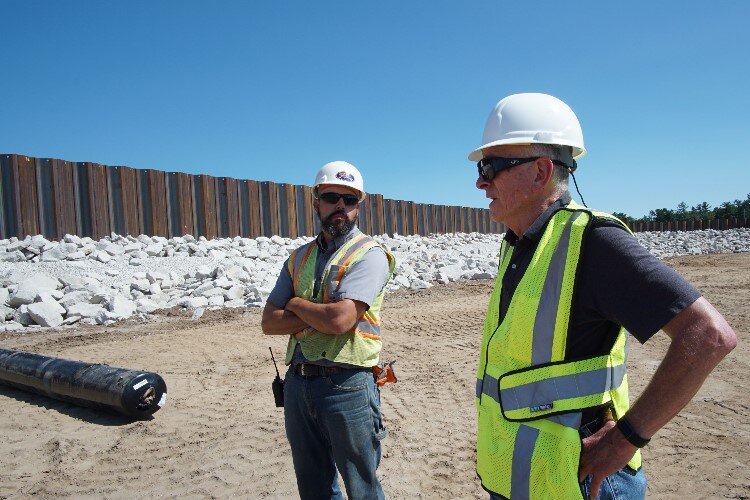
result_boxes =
[612,193,750,224]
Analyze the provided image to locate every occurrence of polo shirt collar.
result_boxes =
[504,192,573,244]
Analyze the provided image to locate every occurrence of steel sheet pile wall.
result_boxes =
[0,153,509,240]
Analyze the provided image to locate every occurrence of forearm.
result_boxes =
[580,296,737,494]
[624,297,737,438]
[261,303,309,335]
[285,296,359,334]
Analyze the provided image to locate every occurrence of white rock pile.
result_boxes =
[1,228,748,332]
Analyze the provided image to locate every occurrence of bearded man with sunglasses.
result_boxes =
[262,160,395,500]
[470,93,736,500]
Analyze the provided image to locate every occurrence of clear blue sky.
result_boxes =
[2,1,748,218]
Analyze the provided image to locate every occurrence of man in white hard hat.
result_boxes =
[470,93,737,499]
[262,161,395,500]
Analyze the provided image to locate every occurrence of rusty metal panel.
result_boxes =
[90,162,111,239]
[174,172,194,237]
[415,203,424,236]
[50,159,76,240]
[408,201,417,235]
[391,200,399,235]
[215,177,227,238]
[35,158,55,239]
[244,180,262,238]
[359,196,370,235]
[15,155,40,238]
[119,166,141,236]
[107,166,124,237]
[433,205,442,234]
[266,182,280,236]
[107,165,140,238]
[144,169,167,238]
[86,162,108,238]
[165,171,194,238]
[225,177,240,237]
[1,154,18,238]
[198,175,218,239]
[282,183,297,238]
[300,185,314,236]
[398,201,408,235]
[215,177,229,238]
[374,194,385,236]
[390,198,398,236]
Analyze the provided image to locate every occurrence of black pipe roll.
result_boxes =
[0,348,167,418]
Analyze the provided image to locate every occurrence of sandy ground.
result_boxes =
[0,252,748,499]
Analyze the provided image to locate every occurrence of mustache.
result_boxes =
[324,210,347,223]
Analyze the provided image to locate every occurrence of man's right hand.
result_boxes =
[578,420,637,499]
[261,301,310,335]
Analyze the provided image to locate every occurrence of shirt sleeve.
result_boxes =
[332,246,391,308]
[266,259,295,309]
[579,222,702,344]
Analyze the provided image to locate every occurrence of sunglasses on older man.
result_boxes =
[318,192,360,206]
[477,157,576,182]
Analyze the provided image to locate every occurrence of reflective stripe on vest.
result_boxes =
[475,203,641,499]
[284,232,395,367]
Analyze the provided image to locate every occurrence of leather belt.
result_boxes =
[293,363,367,377]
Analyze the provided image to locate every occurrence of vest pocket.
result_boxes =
[527,425,582,498]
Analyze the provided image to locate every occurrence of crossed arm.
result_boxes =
[261,297,368,336]
[578,296,737,497]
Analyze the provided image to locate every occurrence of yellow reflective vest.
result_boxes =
[476,202,641,499]
[284,232,396,368]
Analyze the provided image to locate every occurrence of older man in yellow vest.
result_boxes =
[262,161,395,500]
[470,93,737,499]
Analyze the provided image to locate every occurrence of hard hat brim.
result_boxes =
[314,183,366,202]
[467,139,587,162]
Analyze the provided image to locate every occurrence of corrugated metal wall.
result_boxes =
[0,154,507,241]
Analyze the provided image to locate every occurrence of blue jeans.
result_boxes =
[580,466,647,500]
[284,366,386,500]
[488,466,647,500]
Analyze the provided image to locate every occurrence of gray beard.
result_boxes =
[319,210,357,239]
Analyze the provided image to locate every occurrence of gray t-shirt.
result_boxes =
[267,227,391,367]
[267,226,390,310]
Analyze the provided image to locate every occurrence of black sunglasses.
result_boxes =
[318,192,360,206]
[477,157,576,182]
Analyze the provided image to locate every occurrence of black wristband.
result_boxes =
[616,415,651,448]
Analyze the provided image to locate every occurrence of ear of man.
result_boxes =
[532,157,556,190]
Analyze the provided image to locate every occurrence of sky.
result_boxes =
[1,1,749,218]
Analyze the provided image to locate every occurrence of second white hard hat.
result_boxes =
[468,93,586,162]
[313,161,366,201]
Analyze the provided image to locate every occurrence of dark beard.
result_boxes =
[319,210,357,239]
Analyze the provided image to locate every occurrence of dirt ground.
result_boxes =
[0,253,748,499]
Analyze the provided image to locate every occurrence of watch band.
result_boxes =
[616,415,651,448]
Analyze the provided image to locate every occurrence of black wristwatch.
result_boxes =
[616,415,651,448]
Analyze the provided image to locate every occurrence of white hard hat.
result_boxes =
[313,161,366,201]
[468,93,586,162]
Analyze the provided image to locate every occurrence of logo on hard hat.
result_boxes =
[336,171,355,182]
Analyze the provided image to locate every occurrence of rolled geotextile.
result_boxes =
[0,348,167,419]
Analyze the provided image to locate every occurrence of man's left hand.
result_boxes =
[578,420,637,499]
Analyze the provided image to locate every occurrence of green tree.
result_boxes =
[676,202,688,219]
